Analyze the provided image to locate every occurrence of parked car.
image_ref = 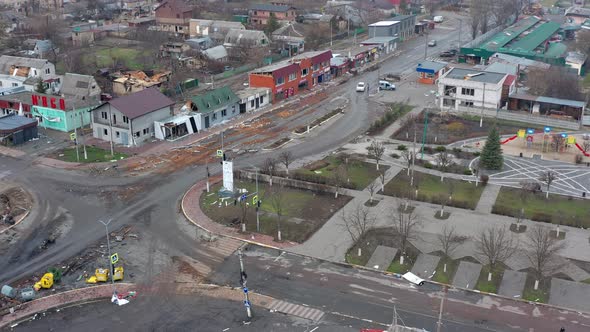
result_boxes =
[439,49,457,57]
[356,82,366,92]
[433,16,444,23]
[378,80,396,91]
[428,40,437,47]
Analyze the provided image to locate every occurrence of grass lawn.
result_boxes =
[540,0,558,6]
[57,146,127,163]
[582,278,590,284]
[523,275,550,303]
[93,47,152,70]
[200,180,351,243]
[432,257,459,284]
[475,265,505,294]
[295,155,387,190]
[383,171,485,210]
[387,254,413,274]
[492,187,590,227]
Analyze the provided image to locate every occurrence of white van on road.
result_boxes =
[378,80,396,91]
[433,16,444,23]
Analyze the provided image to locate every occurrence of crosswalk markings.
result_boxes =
[270,300,325,322]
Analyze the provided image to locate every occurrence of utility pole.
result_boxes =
[437,286,447,332]
[421,110,429,159]
[458,18,462,49]
[387,306,399,332]
[480,83,486,128]
[206,162,210,193]
[255,167,260,232]
[108,103,114,156]
[411,127,416,186]
[424,31,428,59]
[98,219,116,295]
[238,248,252,320]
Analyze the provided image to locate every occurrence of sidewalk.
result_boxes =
[181,176,297,250]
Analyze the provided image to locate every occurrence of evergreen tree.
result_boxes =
[480,126,503,170]
[35,80,47,94]
[266,13,280,34]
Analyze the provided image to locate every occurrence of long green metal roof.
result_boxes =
[509,22,561,52]
[480,16,541,51]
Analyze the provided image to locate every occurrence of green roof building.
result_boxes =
[190,86,240,130]
[460,16,567,66]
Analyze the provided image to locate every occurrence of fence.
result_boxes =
[451,106,581,130]
[236,170,338,194]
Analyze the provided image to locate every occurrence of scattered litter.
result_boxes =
[115,236,123,242]
[210,201,218,205]
[128,233,138,239]
[223,329,230,332]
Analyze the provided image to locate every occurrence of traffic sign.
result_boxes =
[241,194,247,201]
[110,253,119,265]
[252,195,258,205]
[527,128,534,135]
[544,126,551,133]
[243,287,248,293]
[244,300,251,307]
[517,129,525,138]
[526,136,533,142]
[216,149,223,157]
[561,133,568,138]
[70,132,77,141]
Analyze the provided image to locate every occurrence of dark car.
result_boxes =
[439,49,458,57]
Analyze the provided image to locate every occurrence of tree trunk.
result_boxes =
[440,206,444,217]
[358,248,362,256]
[546,188,549,199]
[376,162,379,171]
[269,177,273,186]
[443,263,447,273]
[335,190,339,198]
[487,271,492,282]
[206,180,210,192]
[241,223,246,232]
[400,255,404,265]
[277,215,282,241]
[534,279,539,290]
[286,167,289,175]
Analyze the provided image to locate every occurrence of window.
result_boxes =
[143,128,149,135]
[301,68,308,76]
[134,131,140,137]
[116,131,120,138]
[0,81,2,87]
[45,68,50,74]
[251,100,255,107]
[33,69,37,76]
[101,111,107,119]
[313,64,319,71]
[103,128,108,135]
[123,116,128,123]
[254,11,257,15]
[176,14,180,18]
[461,101,474,107]
[212,113,217,120]
[461,88,475,96]
[260,96,264,104]
[276,76,285,85]
[112,114,116,124]
[288,72,296,81]
[11,83,18,87]
[221,109,227,116]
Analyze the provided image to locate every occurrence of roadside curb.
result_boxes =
[0,283,135,329]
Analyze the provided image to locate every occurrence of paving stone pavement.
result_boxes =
[366,245,398,271]
[474,184,501,214]
[411,253,440,279]
[498,270,527,298]
[452,261,482,289]
[549,278,590,312]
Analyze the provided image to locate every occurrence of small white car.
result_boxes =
[356,82,366,92]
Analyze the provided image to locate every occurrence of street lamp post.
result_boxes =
[245,163,261,232]
[98,219,116,295]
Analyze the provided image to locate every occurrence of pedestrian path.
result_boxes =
[474,184,501,214]
[452,261,482,289]
[498,270,526,298]
[366,246,398,271]
[549,278,590,312]
[270,300,325,322]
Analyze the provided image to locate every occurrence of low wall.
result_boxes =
[450,106,581,130]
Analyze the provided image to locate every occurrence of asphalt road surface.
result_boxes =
[210,245,590,332]
[5,295,360,332]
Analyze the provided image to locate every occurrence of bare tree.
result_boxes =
[539,171,557,199]
[392,203,421,265]
[279,151,293,175]
[379,171,386,193]
[437,225,467,273]
[239,194,248,233]
[435,151,453,181]
[527,67,583,101]
[341,203,376,243]
[526,226,565,290]
[472,160,481,186]
[367,181,377,203]
[582,140,590,153]
[268,184,286,241]
[401,150,413,176]
[475,226,517,281]
[262,158,277,186]
[332,164,348,198]
[551,134,566,153]
[368,140,385,171]
[439,181,455,217]
[574,29,590,54]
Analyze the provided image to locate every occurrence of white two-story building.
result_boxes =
[438,67,515,111]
